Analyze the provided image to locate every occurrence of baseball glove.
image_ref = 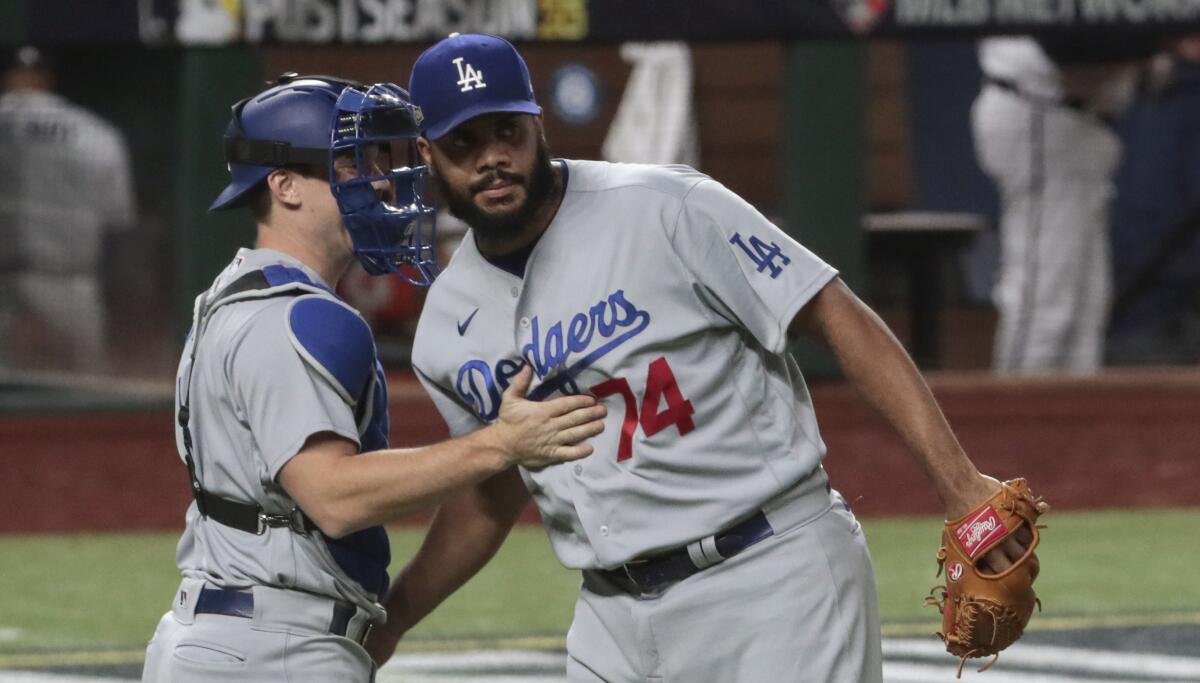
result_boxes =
[925,478,1049,677]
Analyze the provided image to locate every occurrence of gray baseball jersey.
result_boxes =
[0,90,135,272]
[173,247,389,620]
[0,90,136,367]
[412,160,838,569]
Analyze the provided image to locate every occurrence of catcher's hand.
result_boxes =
[925,478,1049,677]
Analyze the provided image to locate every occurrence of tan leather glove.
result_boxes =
[926,478,1049,677]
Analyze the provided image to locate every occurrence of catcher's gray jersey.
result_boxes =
[173,248,388,619]
[412,160,837,569]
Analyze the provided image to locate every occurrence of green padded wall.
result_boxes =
[173,48,263,332]
[781,41,867,378]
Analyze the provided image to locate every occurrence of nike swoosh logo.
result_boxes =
[457,308,480,336]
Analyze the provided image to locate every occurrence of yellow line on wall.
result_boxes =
[0,649,145,668]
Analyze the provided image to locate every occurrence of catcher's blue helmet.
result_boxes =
[210,73,351,211]
[211,74,438,285]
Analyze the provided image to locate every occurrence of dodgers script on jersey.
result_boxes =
[412,161,838,569]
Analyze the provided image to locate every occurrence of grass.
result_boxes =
[0,508,1196,652]
[866,508,1200,623]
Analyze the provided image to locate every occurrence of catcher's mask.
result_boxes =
[211,74,438,286]
[211,73,355,212]
[329,83,438,286]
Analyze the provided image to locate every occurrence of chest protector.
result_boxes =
[178,264,391,597]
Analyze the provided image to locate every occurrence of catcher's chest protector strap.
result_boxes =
[178,266,333,536]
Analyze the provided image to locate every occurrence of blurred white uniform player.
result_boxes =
[972,38,1131,372]
[0,47,136,371]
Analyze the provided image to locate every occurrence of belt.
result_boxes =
[193,586,373,646]
[600,511,775,594]
[194,486,319,535]
[984,76,1091,113]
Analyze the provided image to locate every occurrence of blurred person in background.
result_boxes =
[972,35,1161,374]
[338,263,426,362]
[0,46,136,373]
[433,210,470,266]
[339,209,471,364]
[1107,35,1200,365]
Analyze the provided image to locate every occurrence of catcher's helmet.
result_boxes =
[211,73,438,285]
[210,73,354,211]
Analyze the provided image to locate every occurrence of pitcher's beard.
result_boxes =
[434,138,555,244]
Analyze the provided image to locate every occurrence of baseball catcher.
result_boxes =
[927,478,1049,676]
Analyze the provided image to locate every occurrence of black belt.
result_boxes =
[195,487,318,536]
[985,76,1090,113]
[600,511,775,594]
[193,586,372,646]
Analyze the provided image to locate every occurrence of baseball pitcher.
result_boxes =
[367,35,1047,681]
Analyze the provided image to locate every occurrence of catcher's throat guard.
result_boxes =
[330,83,439,286]
[925,478,1049,678]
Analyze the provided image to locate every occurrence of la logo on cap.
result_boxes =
[453,57,486,93]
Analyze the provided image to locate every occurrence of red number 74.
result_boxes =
[589,357,695,462]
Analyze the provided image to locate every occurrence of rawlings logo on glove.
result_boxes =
[925,478,1049,677]
[959,513,1003,554]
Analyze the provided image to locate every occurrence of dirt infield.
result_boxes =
[2,369,1198,532]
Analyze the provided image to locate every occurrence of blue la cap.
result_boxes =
[408,33,542,141]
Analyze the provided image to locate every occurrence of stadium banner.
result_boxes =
[19,0,1200,46]
[589,1,1200,40]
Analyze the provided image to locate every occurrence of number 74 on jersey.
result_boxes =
[589,357,695,462]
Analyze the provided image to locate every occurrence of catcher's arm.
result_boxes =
[789,278,1035,568]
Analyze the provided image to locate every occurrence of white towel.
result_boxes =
[602,42,699,167]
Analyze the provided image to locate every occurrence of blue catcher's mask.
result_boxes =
[330,83,439,286]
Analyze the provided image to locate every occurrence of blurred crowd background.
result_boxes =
[4,1,1200,410]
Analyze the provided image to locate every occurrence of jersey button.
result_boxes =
[519,317,530,328]
[599,525,609,536]
[510,286,520,298]
[573,464,583,475]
